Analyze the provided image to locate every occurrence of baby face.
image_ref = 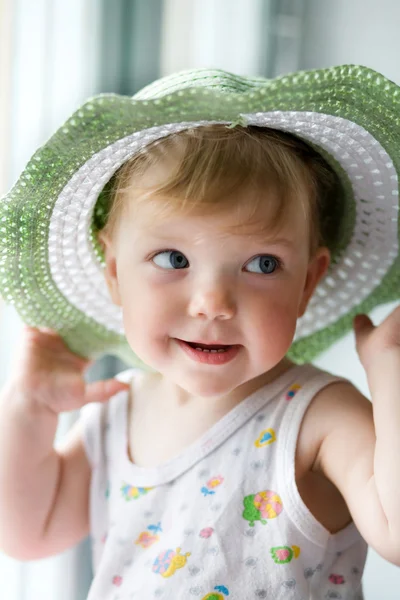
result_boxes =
[100,166,330,399]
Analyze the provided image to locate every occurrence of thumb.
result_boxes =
[83,379,131,405]
[353,313,374,351]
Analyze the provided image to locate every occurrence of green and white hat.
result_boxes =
[0,64,399,368]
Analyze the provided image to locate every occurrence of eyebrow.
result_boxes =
[247,235,295,248]
[143,231,295,249]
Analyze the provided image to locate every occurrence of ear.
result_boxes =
[98,230,122,307]
[297,247,331,318]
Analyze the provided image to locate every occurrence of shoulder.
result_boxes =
[114,367,141,384]
[79,368,139,448]
[295,371,373,478]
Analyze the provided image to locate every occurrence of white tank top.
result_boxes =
[80,363,367,599]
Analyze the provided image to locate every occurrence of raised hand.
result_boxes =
[7,325,130,414]
[353,305,400,371]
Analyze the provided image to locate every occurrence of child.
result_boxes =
[0,65,399,599]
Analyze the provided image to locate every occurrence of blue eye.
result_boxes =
[151,251,281,274]
[245,255,280,274]
[152,250,189,269]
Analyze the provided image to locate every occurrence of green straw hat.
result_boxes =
[1,64,399,368]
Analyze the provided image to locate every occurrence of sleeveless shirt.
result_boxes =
[80,363,367,599]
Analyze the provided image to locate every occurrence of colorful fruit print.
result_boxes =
[201,475,224,496]
[329,574,345,584]
[254,490,283,519]
[199,527,214,538]
[135,531,159,548]
[207,475,224,489]
[202,585,230,599]
[243,490,283,526]
[112,575,123,586]
[271,545,300,564]
[120,482,153,501]
[135,521,163,548]
[285,383,301,401]
[152,547,191,578]
[254,428,276,447]
[148,522,162,534]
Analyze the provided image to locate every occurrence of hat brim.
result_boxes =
[1,65,399,365]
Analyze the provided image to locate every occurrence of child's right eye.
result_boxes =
[152,250,189,270]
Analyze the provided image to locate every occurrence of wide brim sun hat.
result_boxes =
[1,64,399,368]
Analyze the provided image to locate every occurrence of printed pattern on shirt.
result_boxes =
[81,366,367,599]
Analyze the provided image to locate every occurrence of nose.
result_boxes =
[187,280,236,321]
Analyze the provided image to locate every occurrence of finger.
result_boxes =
[353,313,374,350]
[24,325,57,336]
[82,358,95,371]
[37,327,58,335]
[82,379,131,405]
[379,303,400,328]
[24,326,91,364]
[353,314,373,331]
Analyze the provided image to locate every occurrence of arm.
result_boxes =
[0,382,61,559]
[0,383,90,560]
[366,352,400,541]
[0,325,129,561]
[313,310,400,566]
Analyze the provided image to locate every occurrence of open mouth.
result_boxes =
[179,340,234,353]
[176,338,240,364]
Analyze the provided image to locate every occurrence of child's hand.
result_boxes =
[353,305,400,370]
[7,325,131,415]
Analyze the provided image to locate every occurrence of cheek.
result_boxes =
[118,281,176,355]
[244,293,299,355]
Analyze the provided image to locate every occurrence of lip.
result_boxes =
[181,339,233,346]
[176,338,241,365]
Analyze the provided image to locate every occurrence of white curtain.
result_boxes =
[160,0,306,78]
[160,0,268,75]
[0,1,101,598]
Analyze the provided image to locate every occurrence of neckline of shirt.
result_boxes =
[115,363,304,487]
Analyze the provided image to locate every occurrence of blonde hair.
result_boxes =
[99,125,340,257]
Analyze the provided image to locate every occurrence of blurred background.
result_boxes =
[0,0,399,598]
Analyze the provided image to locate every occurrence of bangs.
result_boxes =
[100,124,338,254]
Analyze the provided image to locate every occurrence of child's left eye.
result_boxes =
[245,255,281,274]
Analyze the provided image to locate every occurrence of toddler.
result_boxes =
[0,65,399,600]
